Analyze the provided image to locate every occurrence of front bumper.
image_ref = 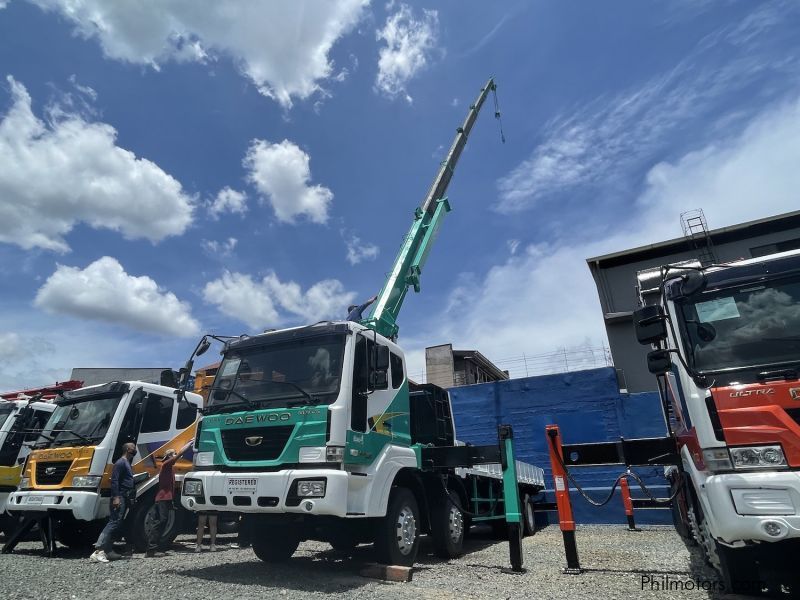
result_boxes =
[181,469,351,517]
[6,489,105,522]
[694,465,800,544]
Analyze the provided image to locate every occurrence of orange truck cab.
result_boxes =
[7,381,202,551]
[634,249,800,593]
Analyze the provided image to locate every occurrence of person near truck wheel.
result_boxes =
[146,440,193,558]
[90,442,137,563]
[196,512,218,552]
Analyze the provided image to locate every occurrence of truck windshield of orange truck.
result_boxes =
[40,395,123,447]
[678,274,800,374]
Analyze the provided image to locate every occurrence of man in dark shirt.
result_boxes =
[146,441,193,557]
[90,442,137,563]
[347,295,378,322]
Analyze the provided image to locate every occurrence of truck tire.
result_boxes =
[128,496,181,552]
[522,493,536,536]
[717,543,763,595]
[56,520,103,549]
[375,487,420,567]
[252,526,300,562]
[431,493,464,559]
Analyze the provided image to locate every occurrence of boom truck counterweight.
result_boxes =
[181,78,544,568]
[4,381,202,555]
[633,249,800,593]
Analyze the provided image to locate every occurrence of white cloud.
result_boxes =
[496,3,800,212]
[30,0,369,108]
[34,257,200,337]
[203,271,356,330]
[345,233,379,265]
[375,4,439,102]
[244,139,333,224]
[208,187,247,219]
[0,76,193,252]
[201,237,238,258]
[404,95,800,380]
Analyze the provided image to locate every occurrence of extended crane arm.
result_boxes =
[361,77,499,339]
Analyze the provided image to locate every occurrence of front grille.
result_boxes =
[220,425,294,462]
[36,460,72,485]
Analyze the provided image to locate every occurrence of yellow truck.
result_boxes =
[5,381,202,552]
[0,398,55,534]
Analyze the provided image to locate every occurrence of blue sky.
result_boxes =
[1,1,799,389]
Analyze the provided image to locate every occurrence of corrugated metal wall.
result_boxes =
[448,367,673,525]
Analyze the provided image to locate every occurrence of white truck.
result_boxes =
[5,381,202,553]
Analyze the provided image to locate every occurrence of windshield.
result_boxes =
[41,396,123,447]
[678,275,800,373]
[208,333,346,411]
[0,406,13,432]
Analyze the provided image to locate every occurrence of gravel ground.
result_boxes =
[0,525,731,600]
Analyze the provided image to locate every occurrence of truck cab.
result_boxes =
[8,381,202,550]
[634,249,800,591]
[0,399,55,533]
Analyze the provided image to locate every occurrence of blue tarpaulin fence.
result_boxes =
[448,367,673,525]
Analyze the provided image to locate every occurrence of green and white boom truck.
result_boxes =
[180,78,544,568]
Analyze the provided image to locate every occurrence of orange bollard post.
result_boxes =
[619,475,639,531]
[546,425,581,574]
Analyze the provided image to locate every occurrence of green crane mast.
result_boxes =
[360,77,502,339]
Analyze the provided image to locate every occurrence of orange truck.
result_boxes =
[5,381,202,551]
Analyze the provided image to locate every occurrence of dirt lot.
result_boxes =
[0,525,730,600]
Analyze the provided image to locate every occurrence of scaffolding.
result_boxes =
[680,208,717,266]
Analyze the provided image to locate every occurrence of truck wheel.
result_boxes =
[375,487,420,566]
[522,493,536,536]
[431,493,464,559]
[252,529,300,562]
[56,521,103,549]
[717,543,763,595]
[129,496,181,552]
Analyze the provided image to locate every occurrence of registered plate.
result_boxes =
[26,496,44,504]
[226,477,257,495]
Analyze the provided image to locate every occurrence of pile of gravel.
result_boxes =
[0,525,721,599]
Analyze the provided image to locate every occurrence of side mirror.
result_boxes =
[373,345,390,371]
[196,337,211,357]
[634,305,668,345]
[647,349,672,375]
[160,369,179,388]
[370,371,389,389]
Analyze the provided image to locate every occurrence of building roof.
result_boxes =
[452,349,509,380]
[586,209,800,269]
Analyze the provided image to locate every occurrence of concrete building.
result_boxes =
[425,344,509,388]
[70,367,171,387]
[587,209,800,393]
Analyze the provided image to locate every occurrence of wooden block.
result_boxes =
[359,563,413,582]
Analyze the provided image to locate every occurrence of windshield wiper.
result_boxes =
[48,429,95,445]
[205,389,254,414]
[267,381,318,405]
[762,336,800,342]
[757,368,799,381]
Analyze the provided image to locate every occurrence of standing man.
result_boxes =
[347,295,378,322]
[146,441,193,557]
[90,442,137,563]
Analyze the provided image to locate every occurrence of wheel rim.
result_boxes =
[448,505,463,543]
[395,505,417,555]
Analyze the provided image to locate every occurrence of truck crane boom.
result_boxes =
[361,77,501,339]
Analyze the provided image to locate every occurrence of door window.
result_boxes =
[140,394,174,433]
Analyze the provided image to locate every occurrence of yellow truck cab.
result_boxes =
[0,399,55,534]
[7,381,202,551]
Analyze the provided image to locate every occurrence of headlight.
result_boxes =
[18,477,31,490]
[71,475,102,488]
[730,445,787,470]
[193,451,215,467]
[702,448,733,472]
[325,446,344,463]
[183,479,203,496]
[296,480,326,497]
